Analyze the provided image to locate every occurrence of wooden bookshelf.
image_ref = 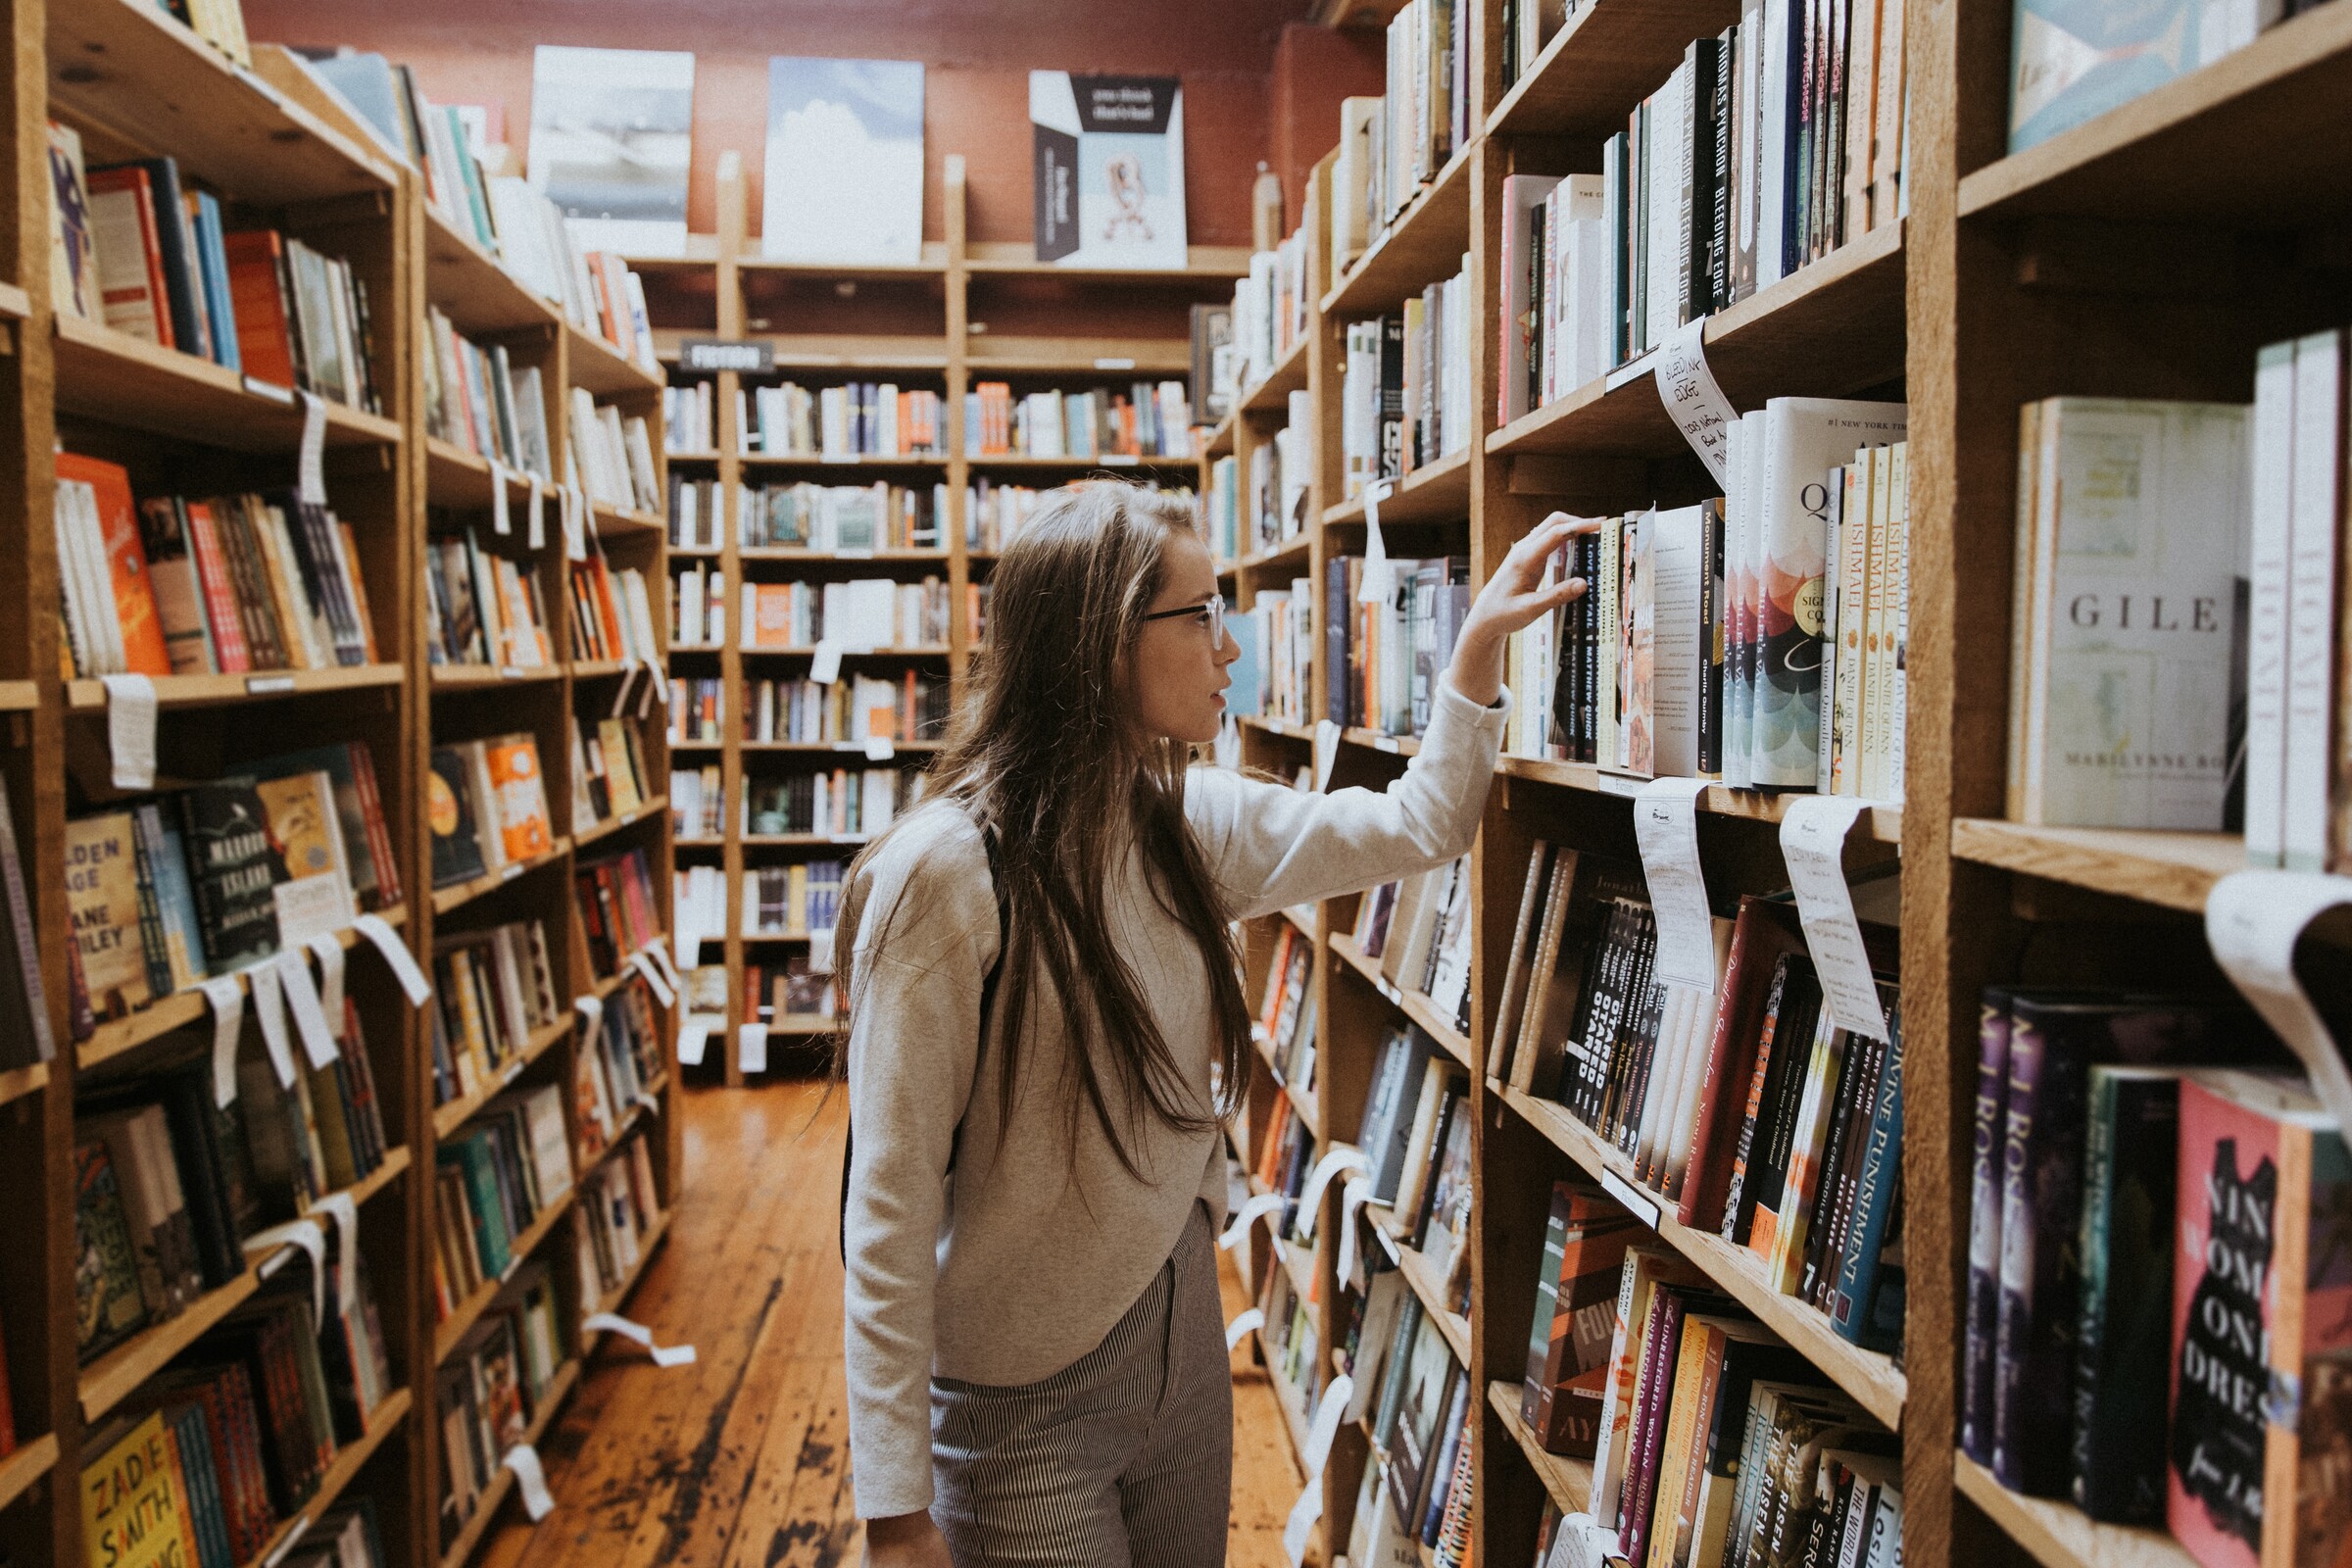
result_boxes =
[1486,1381,1592,1517]
[243,1387,416,1568]
[0,1435,61,1517]
[436,1357,581,1568]
[1948,818,2242,912]
[1952,1456,2199,1568]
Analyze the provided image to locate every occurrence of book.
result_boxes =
[74,1136,152,1360]
[177,778,291,971]
[65,811,155,1019]
[762,58,924,265]
[0,773,55,1066]
[1029,73,1188,270]
[56,452,172,678]
[49,119,98,321]
[84,164,174,345]
[252,769,358,948]
[80,1410,203,1568]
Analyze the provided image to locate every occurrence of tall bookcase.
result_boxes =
[0,4,681,1565]
[1200,3,2352,1568]
[635,159,1247,1082]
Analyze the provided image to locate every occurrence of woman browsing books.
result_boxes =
[839,482,1589,1568]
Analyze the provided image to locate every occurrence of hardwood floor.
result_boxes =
[478,1083,1305,1568]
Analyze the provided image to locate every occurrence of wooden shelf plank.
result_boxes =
[48,0,394,203]
[66,662,406,712]
[565,323,662,396]
[0,679,37,711]
[1956,0,2352,223]
[737,240,951,278]
[736,739,948,754]
[80,1267,262,1424]
[1954,1453,2198,1568]
[1488,1380,1593,1517]
[1255,1323,1318,1466]
[0,1434,60,1516]
[423,436,542,510]
[1241,334,1314,416]
[572,800,668,850]
[1236,533,1314,575]
[1323,148,1476,318]
[735,546,951,563]
[1500,1084,1906,1429]
[1394,1240,1472,1364]
[1321,447,1474,527]
[431,839,572,916]
[738,644,952,659]
[1487,0,1746,138]
[1330,933,1474,1068]
[0,282,31,323]
[423,209,558,336]
[434,1016,572,1141]
[1486,221,1906,466]
[429,663,563,692]
[737,452,949,469]
[241,1388,413,1568]
[437,1359,582,1568]
[964,242,1252,280]
[961,452,1197,470]
[435,1191,577,1364]
[1949,818,2242,912]
[1501,756,1903,841]
[54,314,402,450]
[0,1061,48,1108]
[79,907,410,1071]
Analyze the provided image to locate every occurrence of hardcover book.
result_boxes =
[65,811,153,1019]
[177,778,290,971]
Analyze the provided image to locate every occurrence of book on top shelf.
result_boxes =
[1029,73,1187,270]
[528,46,694,259]
[763,58,925,266]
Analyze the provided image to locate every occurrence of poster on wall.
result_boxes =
[527,45,695,257]
[763,58,926,266]
[1029,73,1186,270]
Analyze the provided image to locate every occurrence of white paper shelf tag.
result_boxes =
[1779,795,1889,1041]
[297,392,328,506]
[627,951,676,1008]
[248,960,297,1088]
[1282,1374,1355,1567]
[674,925,702,971]
[1313,720,1341,791]
[305,935,345,1036]
[1355,479,1396,606]
[575,994,605,1036]
[808,927,836,976]
[247,1217,325,1326]
[864,734,895,761]
[562,487,586,562]
[2207,869,2352,1135]
[1336,1175,1374,1285]
[202,975,245,1107]
[101,674,158,790]
[275,948,339,1069]
[640,942,683,991]
[1654,317,1736,484]
[1218,1192,1285,1251]
[1295,1146,1368,1242]
[1633,777,1719,991]
[310,1191,359,1307]
[501,1445,557,1520]
[527,478,546,549]
[490,463,513,534]
[737,1022,769,1074]
[354,914,431,1005]
[583,1311,697,1366]
[1224,1307,1264,1351]
[808,638,844,686]
[676,1013,716,1066]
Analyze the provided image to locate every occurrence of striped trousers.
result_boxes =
[929,1201,1232,1567]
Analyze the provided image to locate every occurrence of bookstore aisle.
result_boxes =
[468,1086,1305,1568]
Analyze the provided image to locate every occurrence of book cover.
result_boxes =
[0,773,56,1067]
[2007,0,2203,153]
[80,1410,202,1568]
[100,157,206,357]
[2073,1065,2182,1524]
[83,165,173,346]
[1680,896,1807,1230]
[527,46,694,257]
[1962,985,2013,1463]
[220,229,298,388]
[49,119,97,321]
[74,1138,151,1359]
[1029,73,1187,270]
[58,452,172,677]
[176,778,289,971]
[763,58,923,265]
[428,746,489,889]
[251,770,357,949]
[64,811,155,1018]
[483,735,555,862]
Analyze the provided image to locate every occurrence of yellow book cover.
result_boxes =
[80,1410,200,1568]
[596,718,644,814]
[65,811,153,1016]
[484,737,555,862]
[252,770,357,946]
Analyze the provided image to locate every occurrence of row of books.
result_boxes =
[431,1082,573,1316]
[1201,456,1241,565]
[570,557,661,666]
[0,776,48,1071]
[745,766,920,840]
[1341,1242,1475,1561]
[1352,853,1477,1035]
[567,388,663,516]
[671,562,725,647]
[1221,224,1312,407]
[81,1273,395,1568]
[1225,576,1316,731]
[740,577,951,651]
[575,847,664,982]
[51,127,382,411]
[294,50,662,373]
[1329,0,1472,283]
[59,452,379,681]
[966,480,1052,553]
[964,381,1195,461]
[668,474,723,551]
[670,678,725,745]
[576,1131,665,1305]
[1211,391,1314,566]
[428,735,556,890]
[435,1260,564,1549]
[1323,553,1472,738]
[663,381,718,454]
[1960,990,2352,1567]
[738,480,945,552]
[423,308,554,480]
[1352,1029,1473,1297]
[75,1039,390,1361]
[1340,265,1473,501]
[66,744,401,1024]
[744,956,836,1023]
[737,672,952,747]
[671,765,723,840]
[1493,844,1907,1352]
[740,381,947,459]
[743,859,845,940]
[576,981,663,1161]
[571,710,659,832]
[1254,1244,1322,1416]
[429,917,561,1110]
[1256,924,1319,1097]
[426,527,551,669]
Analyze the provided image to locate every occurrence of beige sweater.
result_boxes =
[842,679,1509,1517]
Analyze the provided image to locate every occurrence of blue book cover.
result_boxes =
[187,189,240,372]
[2008,0,2202,153]
[1224,607,1262,716]
[141,810,210,990]
[1830,992,1905,1352]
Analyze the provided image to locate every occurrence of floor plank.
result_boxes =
[478,1083,1304,1568]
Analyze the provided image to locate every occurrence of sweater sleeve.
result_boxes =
[1192,677,1510,921]
[841,827,999,1519]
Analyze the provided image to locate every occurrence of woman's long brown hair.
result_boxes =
[835,482,1253,1176]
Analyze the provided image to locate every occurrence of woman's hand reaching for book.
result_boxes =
[862,1511,952,1568]
[1447,512,1598,708]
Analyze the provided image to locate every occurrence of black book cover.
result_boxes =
[1378,313,1406,483]
[428,746,488,889]
[1730,956,1821,1246]
[1710,26,1735,316]
[2073,1069,2180,1524]
[176,776,287,971]
[0,773,55,1065]
[1683,37,1722,328]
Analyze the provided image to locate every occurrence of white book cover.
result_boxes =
[527,47,693,258]
[1029,73,1187,270]
[2282,332,2341,866]
[1648,505,1708,779]
[2241,339,2295,865]
[2025,397,2247,830]
[1500,173,1562,424]
[763,58,924,266]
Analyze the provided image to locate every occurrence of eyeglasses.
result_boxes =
[1140,593,1225,644]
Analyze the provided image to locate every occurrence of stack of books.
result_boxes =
[742,859,844,939]
[422,310,554,478]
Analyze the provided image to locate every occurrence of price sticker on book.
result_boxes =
[1633,777,1718,991]
[490,462,513,534]
[1653,318,1737,484]
[297,392,329,506]
[1779,795,1889,1041]
[2207,869,2352,1135]
[100,674,158,790]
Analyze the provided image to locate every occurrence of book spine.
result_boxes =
[1990,1003,2085,1495]
[1960,992,2010,1463]
[1831,1009,1906,1348]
